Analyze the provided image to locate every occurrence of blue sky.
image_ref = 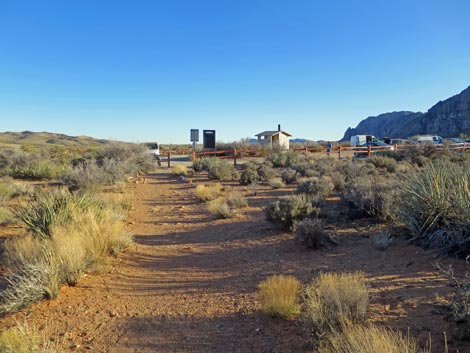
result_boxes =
[0,0,469,143]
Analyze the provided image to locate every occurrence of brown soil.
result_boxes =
[1,170,470,352]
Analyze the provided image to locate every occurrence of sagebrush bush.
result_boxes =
[394,161,470,254]
[267,147,299,168]
[297,177,334,199]
[257,164,276,181]
[295,218,335,249]
[266,195,317,230]
[369,156,397,173]
[61,160,110,193]
[319,324,425,353]
[194,183,223,202]
[228,192,248,208]
[207,199,235,219]
[269,178,285,189]
[342,177,398,221]
[258,275,301,319]
[239,166,260,185]
[193,157,219,172]
[207,159,233,180]
[281,169,297,184]
[302,272,369,340]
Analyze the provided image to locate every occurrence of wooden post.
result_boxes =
[305,146,308,153]
[394,144,398,153]
[338,145,342,159]
[367,145,372,158]
[233,148,237,166]
[167,152,171,168]
[192,151,196,162]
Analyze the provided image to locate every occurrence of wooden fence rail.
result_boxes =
[161,143,470,168]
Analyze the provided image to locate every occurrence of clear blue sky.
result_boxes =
[0,0,469,143]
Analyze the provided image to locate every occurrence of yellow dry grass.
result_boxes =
[319,324,430,353]
[194,183,222,202]
[258,274,301,319]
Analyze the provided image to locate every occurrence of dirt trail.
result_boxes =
[1,170,470,352]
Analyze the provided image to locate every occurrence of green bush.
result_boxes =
[239,165,260,185]
[257,164,276,181]
[267,147,299,168]
[266,195,317,230]
[368,156,397,173]
[207,159,233,180]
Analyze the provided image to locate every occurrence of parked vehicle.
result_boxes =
[417,135,442,144]
[443,137,465,145]
[350,135,378,147]
[366,141,395,151]
[143,142,160,156]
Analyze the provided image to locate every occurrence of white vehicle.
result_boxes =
[350,135,378,147]
[143,142,160,156]
[416,135,442,144]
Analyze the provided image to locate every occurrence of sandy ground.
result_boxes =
[1,169,470,353]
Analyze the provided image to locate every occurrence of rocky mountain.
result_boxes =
[341,86,470,141]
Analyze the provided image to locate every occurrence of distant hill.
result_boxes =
[341,86,470,141]
[0,131,111,148]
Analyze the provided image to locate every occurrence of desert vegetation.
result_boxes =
[0,141,157,318]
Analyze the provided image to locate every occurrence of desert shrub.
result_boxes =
[369,155,397,173]
[61,160,110,193]
[258,275,301,319]
[228,192,248,208]
[437,263,470,337]
[394,161,470,255]
[319,324,424,353]
[194,183,222,202]
[231,168,240,180]
[329,172,346,192]
[372,229,393,251]
[269,178,285,189]
[295,218,335,249]
[302,272,369,339]
[342,177,398,221]
[1,194,131,315]
[266,195,316,230]
[207,159,232,180]
[0,206,14,226]
[257,164,276,181]
[297,177,334,199]
[0,323,49,353]
[10,159,67,180]
[267,147,299,168]
[313,158,337,176]
[15,190,103,239]
[207,199,235,219]
[239,165,260,185]
[192,157,219,172]
[171,164,188,176]
[291,162,311,177]
[281,168,297,184]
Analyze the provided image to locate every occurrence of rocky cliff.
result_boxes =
[341,86,470,141]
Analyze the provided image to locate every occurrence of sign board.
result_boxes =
[190,129,199,142]
[203,130,216,149]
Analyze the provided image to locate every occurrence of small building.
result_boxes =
[255,125,292,149]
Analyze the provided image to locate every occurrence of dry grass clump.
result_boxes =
[207,199,235,219]
[0,206,14,226]
[0,321,63,353]
[171,164,188,176]
[0,191,132,315]
[227,192,248,208]
[194,183,223,202]
[319,324,426,353]
[258,274,301,319]
[303,272,369,338]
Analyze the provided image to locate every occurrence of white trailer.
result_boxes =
[350,135,378,147]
